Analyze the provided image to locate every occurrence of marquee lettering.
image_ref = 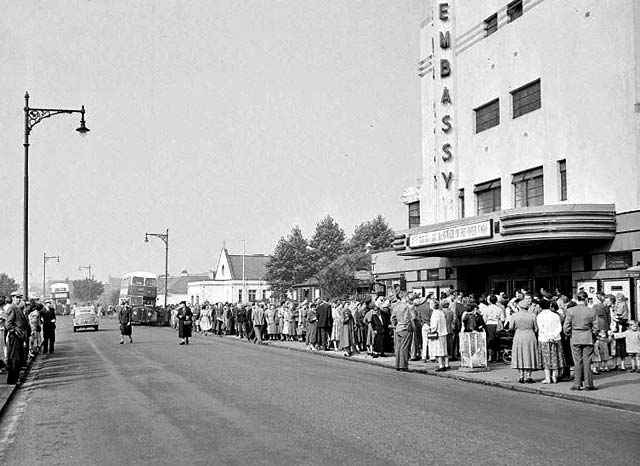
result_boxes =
[440,59,451,77]
[441,171,453,189]
[439,3,449,21]
[439,31,451,49]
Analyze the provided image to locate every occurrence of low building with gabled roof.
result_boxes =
[187,248,271,305]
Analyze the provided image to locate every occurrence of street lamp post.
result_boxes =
[145,229,169,312]
[43,252,60,299]
[23,92,89,296]
[79,264,92,302]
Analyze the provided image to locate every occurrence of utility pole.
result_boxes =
[79,264,92,302]
[43,252,60,299]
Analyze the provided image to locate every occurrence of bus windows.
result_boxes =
[145,277,157,287]
[130,296,143,306]
[132,276,145,286]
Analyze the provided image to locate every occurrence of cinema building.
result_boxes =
[375,0,640,319]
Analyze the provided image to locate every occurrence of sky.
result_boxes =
[0,0,424,289]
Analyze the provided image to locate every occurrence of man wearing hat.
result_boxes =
[41,299,57,355]
[6,291,29,384]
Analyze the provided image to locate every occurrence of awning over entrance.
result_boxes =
[394,204,616,257]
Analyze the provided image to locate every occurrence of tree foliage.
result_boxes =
[0,273,19,298]
[349,214,395,253]
[71,278,104,303]
[309,215,347,274]
[318,252,371,299]
[265,226,314,299]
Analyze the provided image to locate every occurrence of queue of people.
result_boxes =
[170,286,639,391]
[0,291,57,385]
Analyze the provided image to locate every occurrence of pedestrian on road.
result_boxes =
[428,301,449,371]
[5,291,28,384]
[41,299,57,355]
[306,304,318,350]
[177,301,193,345]
[118,300,133,344]
[563,291,597,390]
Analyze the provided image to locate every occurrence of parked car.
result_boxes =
[73,306,99,332]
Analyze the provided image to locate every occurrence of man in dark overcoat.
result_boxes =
[315,299,333,351]
[119,300,133,344]
[6,291,29,384]
[41,299,57,354]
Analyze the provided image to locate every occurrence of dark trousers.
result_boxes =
[254,325,263,344]
[394,329,412,370]
[571,343,594,388]
[318,327,329,349]
[410,325,421,359]
[42,327,56,354]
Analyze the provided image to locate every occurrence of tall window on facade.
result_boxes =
[475,179,501,215]
[513,167,544,207]
[249,289,256,302]
[558,159,567,201]
[458,188,465,218]
[475,99,500,133]
[512,79,541,118]
[484,13,498,36]
[408,201,420,229]
[507,0,523,22]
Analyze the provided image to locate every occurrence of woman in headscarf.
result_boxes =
[176,301,193,345]
[118,300,133,344]
[511,300,539,383]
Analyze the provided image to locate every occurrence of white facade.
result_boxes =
[417,0,640,223]
[385,0,640,318]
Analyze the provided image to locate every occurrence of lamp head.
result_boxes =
[76,106,90,137]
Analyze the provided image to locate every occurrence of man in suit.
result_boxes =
[5,291,29,384]
[315,299,332,350]
[563,291,597,390]
[41,299,57,355]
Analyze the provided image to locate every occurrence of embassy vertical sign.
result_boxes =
[438,2,454,192]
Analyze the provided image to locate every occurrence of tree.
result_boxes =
[71,278,104,303]
[265,226,314,299]
[318,252,371,299]
[0,273,19,298]
[349,214,395,253]
[309,215,347,274]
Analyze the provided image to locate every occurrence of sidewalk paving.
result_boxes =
[260,338,640,413]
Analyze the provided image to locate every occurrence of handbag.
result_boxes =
[427,331,438,339]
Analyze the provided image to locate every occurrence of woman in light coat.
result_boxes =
[428,303,449,371]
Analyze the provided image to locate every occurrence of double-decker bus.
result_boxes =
[50,282,71,315]
[119,271,158,325]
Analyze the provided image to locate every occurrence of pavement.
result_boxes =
[2,326,639,419]
[258,337,640,412]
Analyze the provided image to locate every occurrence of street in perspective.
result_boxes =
[2,1,640,465]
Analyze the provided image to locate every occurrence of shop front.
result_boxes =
[392,204,639,319]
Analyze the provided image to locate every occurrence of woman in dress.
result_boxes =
[331,301,343,351]
[611,293,629,370]
[282,304,292,340]
[364,303,375,356]
[428,302,449,371]
[353,302,366,352]
[118,300,133,344]
[511,302,539,383]
[199,303,213,336]
[536,299,564,383]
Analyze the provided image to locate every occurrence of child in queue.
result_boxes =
[613,320,640,372]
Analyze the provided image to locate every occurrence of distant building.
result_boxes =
[187,248,271,305]
[157,269,210,306]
